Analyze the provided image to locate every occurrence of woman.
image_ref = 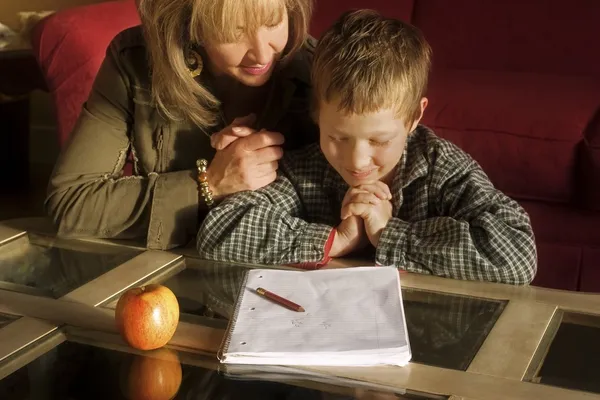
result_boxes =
[45,0,318,250]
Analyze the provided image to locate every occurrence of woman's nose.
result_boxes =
[247,30,273,65]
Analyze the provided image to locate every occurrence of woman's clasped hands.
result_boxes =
[330,182,393,257]
[206,113,285,200]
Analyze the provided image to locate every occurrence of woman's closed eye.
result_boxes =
[265,20,283,29]
[329,135,347,142]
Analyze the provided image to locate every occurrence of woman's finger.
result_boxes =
[240,130,285,152]
[253,161,279,178]
[232,113,257,127]
[250,170,278,191]
[252,145,284,164]
[210,113,258,150]
[211,126,255,150]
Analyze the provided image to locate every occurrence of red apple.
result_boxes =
[122,348,183,400]
[116,284,180,350]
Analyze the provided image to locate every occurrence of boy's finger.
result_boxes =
[341,202,368,220]
[380,182,393,199]
[348,192,381,205]
[342,188,369,206]
[374,181,393,199]
[355,184,388,200]
[374,182,392,200]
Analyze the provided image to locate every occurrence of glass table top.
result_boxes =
[162,260,506,371]
[0,234,142,298]
[402,288,505,370]
[533,311,600,395]
[0,340,447,400]
[0,313,18,329]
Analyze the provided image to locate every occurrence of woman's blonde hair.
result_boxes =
[138,0,313,130]
[312,10,431,128]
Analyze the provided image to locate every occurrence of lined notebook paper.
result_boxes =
[218,267,411,367]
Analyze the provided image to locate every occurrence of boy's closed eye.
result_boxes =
[369,139,392,147]
[328,135,348,142]
[328,136,392,147]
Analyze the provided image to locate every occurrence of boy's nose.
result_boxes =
[349,147,371,170]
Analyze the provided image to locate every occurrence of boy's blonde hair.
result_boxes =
[312,9,431,127]
[138,0,313,130]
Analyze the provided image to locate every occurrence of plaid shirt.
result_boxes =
[197,126,537,285]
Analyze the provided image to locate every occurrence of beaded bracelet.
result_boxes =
[196,159,214,207]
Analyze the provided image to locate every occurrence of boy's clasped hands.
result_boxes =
[330,182,393,257]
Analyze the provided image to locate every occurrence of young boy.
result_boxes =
[196,10,537,285]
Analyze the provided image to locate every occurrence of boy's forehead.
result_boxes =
[319,101,407,136]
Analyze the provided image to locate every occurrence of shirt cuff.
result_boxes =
[375,217,411,267]
[287,227,336,270]
[147,170,199,250]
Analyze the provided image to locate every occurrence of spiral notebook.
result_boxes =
[217,267,411,367]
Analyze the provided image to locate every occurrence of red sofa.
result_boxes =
[32,0,600,291]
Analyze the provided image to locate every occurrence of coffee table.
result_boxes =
[0,217,599,399]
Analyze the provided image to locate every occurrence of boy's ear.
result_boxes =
[409,97,428,132]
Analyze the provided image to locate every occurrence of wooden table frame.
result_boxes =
[1,217,599,400]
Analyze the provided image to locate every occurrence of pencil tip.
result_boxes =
[298,307,305,312]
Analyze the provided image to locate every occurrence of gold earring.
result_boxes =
[186,50,203,78]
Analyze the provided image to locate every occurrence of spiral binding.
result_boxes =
[217,270,251,362]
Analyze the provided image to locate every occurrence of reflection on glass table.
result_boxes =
[0,234,142,298]
[533,311,600,395]
[0,340,447,400]
[0,313,18,329]
[162,260,506,371]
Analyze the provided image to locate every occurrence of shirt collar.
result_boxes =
[391,127,430,211]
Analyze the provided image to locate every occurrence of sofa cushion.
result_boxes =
[520,201,600,247]
[532,242,581,291]
[519,200,600,292]
[581,248,600,293]
[32,0,140,148]
[310,0,415,38]
[422,70,600,205]
[412,0,600,76]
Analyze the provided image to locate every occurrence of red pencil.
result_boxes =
[255,287,305,312]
